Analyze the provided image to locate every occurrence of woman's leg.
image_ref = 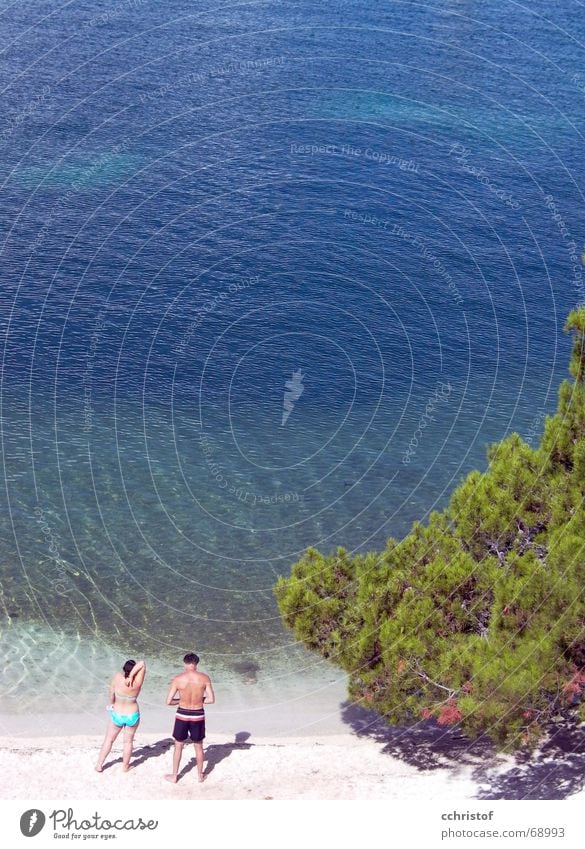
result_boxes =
[95,722,122,771]
[122,719,140,771]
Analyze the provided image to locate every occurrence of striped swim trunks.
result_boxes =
[172,707,205,742]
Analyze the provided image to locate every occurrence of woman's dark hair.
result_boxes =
[123,659,137,677]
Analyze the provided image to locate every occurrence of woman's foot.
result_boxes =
[164,774,178,784]
[95,765,104,773]
[198,773,206,783]
[122,764,134,772]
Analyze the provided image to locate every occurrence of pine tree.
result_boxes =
[274,308,585,749]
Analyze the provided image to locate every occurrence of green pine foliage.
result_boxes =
[274,309,585,749]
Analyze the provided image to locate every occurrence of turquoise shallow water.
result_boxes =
[0,0,584,731]
[0,620,347,738]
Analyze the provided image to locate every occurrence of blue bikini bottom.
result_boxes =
[110,710,140,727]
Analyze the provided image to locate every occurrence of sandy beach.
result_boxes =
[2,722,584,801]
[0,732,486,801]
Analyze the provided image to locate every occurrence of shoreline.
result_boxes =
[0,620,350,739]
[0,680,350,740]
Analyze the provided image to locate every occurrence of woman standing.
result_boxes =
[95,659,146,772]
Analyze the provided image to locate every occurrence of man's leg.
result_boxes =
[194,742,205,782]
[165,741,184,783]
[95,722,122,772]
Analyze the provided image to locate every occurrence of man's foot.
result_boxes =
[122,764,134,772]
[164,774,178,784]
[95,765,104,773]
[198,773,206,783]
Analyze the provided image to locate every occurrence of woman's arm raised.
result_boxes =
[126,660,146,687]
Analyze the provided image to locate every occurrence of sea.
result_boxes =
[0,0,584,736]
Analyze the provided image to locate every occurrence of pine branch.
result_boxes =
[411,661,458,698]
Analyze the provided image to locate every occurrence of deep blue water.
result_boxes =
[1,1,584,706]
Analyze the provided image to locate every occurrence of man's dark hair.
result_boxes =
[183,652,199,666]
[123,659,136,677]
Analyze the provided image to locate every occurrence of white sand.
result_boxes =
[0,731,542,801]
[0,732,486,800]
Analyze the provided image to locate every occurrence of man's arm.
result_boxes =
[166,677,181,706]
[203,677,215,705]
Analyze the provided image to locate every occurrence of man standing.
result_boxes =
[165,652,215,784]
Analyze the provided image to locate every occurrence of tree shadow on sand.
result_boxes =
[473,722,585,800]
[341,702,585,799]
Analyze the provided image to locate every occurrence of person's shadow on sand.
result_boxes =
[98,738,174,772]
[199,731,253,780]
[100,732,254,781]
[172,731,252,782]
[341,701,585,800]
[130,738,174,769]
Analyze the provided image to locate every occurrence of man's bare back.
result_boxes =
[170,669,213,709]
